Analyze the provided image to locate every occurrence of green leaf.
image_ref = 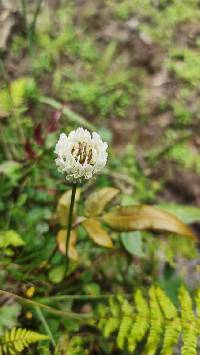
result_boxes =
[156,204,200,224]
[85,187,119,217]
[0,161,21,179]
[121,232,145,257]
[0,304,21,335]
[0,77,37,115]
[0,230,25,248]
[83,283,101,296]
[83,218,114,248]
[102,205,196,240]
[48,265,66,284]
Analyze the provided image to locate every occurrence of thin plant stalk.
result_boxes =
[0,289,91,320]
[30,0,43,41]
[35,306,56,347]
[21,0,28,31]
[21,0,43,55]
[66,183,77,272]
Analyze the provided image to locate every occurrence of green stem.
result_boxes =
[66,184,77,272]
[35,306,56,347]
[0,289,91,320]
[21,0,28,32]
[30,0,43,41]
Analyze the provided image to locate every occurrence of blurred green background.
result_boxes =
[0,0,200,353]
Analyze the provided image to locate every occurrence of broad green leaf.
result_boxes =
[0,304,21,335]
[83,283,101,296]
[54,188,81,227]
[83,218,114,247]
[0,77,37,114]
[85,187,119,217]
[0,230,25,248]
[156,204,200,224]
[102,205,196,240]
[56,229,78,261]
[0,161,21,178]
[49,265,66,284]
[121,231,145,257]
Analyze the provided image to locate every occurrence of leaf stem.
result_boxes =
[66,183,77,272]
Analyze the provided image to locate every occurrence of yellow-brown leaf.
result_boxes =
[56,229,78,261]
[83,218,114,247]
[85,187,119,217]
[102,205,196,240]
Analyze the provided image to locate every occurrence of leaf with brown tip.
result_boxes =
[85,187,120,217]
[56,229,78,261]
[102,205,196,240]
[83,218,114,248]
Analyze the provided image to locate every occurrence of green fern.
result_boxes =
[196,289,200,333]
[179,286,198,355]
[55,335,89,355]
[95,285,200,354]
[145,286,164,355]
[117,296,133,350]
[128,289,149,352]
[0,327,49,354]
[156,287,181,355]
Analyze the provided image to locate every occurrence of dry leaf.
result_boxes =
[102,205,196,240]
[85,187,119,217]
[56,229,78,261]
[83,218,114,248]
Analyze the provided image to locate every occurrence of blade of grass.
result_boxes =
[39,96,96,131]
[35,306,56,347]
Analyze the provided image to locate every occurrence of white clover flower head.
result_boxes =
[55,127,108,182]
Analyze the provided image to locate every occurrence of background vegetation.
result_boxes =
[0,0,200,353]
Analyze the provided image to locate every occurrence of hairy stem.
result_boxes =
[66,183,77,272]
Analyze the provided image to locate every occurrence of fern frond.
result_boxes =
[103,298,120,338]
[179,286,198,355]
[95,285,200,355]
[195,289,200,333]
[0,327,49,354]
[117,297,133,350]
[145,286,164,355]
[128,289,149,352]
[156,286,181,355]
